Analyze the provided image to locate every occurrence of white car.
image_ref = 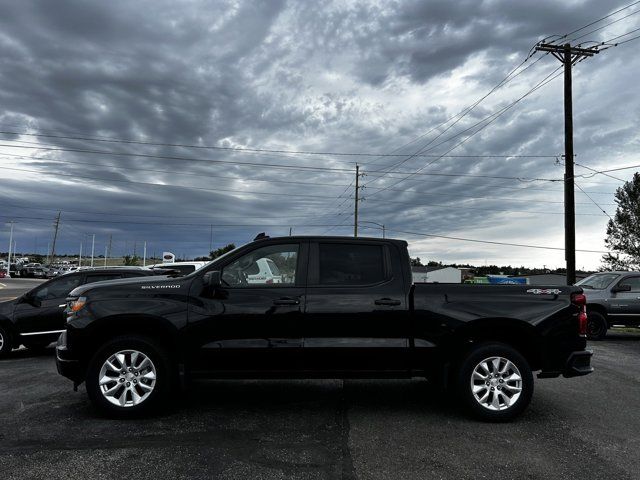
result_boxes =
[246,257,283,284]
[147,261,208,276]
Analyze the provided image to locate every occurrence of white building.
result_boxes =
[412,266,462,283]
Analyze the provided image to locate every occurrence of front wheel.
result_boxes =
[86,335,175,417]
[0,325,13,357]
[456,343,533,422]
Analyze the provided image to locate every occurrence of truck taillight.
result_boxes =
[572,293,588,336]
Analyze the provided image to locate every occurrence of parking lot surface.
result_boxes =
[0,329,638,480]
[0,278,45,301]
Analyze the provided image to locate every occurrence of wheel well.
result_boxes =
[448,320,541,371]
[81,315,181,362]
[586,304,607,322]
[0,317,17,343]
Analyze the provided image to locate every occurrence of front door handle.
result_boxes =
[273,297,300,306]
[375,298,401,306]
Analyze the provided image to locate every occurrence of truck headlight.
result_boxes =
[69,297,87,313]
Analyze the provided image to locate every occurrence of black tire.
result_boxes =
[586,311,607,340]
[86,335,175,418]
[455,342,534,422]
[0,324,13,357]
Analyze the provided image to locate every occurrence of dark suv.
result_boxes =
[0,268,164,356]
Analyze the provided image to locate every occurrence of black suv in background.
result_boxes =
[0,268,165,356]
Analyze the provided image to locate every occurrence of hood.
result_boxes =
[69,274,181,297]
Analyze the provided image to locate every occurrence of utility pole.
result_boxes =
[209,225,213,253]
[90,234,95,267]
[108,235,113,262]
[535,42,597,285]
[354,164,360,237]
[104,245,108,267]
[7,221,14,272]
[50,212,61,265]
[143,241,147,267]
[79,242,83,267]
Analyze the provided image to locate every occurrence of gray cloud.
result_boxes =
[1,0,638,268]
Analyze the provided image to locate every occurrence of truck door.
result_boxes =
[13,273,83,336]
[187,241,308,374]
[303,240,410,374]
[609,275,640,325]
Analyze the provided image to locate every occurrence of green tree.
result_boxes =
[602,172,640,271]
[410,257,423,266]
[123,255,140,266]
[210,243,236,260]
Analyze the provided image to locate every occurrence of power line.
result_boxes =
[567,7,640,43]
[574,182,613,219]
[557,1,640,40]
[0,214,358,228]
[358,225,608,254]
[366,65,565,195]
[0,129,556,160]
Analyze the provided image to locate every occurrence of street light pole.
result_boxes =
[90,234,95,267]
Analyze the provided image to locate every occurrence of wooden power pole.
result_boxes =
[49,212,61,263]
[354,164,360,237]
[535,42,598,285]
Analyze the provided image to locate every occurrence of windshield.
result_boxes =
[576,273,620,289]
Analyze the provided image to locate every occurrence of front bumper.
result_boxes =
[55,331,83,383]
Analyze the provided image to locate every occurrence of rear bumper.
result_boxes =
[562,349,594,377]
[537,349,594,379]
[55,331,83,383]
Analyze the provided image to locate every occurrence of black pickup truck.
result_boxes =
[56,236,593,421]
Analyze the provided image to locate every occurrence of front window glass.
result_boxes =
[34,275,83,300]
[222,244,298,287]
[576,273,619,289]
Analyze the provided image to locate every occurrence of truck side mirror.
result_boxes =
[203,270,222,287]
[612,284,631,293]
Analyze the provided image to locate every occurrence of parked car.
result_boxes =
[0,268,169,356]
[0,269,6,279]
[147,261,207,276]
[576,271,640,339]
[56,235,592,421]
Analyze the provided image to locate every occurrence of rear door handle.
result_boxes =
[273,297,300,306]
[375,298,401,306]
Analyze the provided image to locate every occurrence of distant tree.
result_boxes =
[601,173,640,271]
[210,243,236,259]
[123,255,140,266]
[426,260,443,267]
[410,257,423,266]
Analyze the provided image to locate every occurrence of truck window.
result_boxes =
[222,244,298,287]
[318,243,385,286]
[619,276,640,291]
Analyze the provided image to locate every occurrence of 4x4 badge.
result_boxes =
[526,288,562,295]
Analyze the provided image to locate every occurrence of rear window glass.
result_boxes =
[318,244,385,286]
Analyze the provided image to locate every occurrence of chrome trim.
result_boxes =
[20,329,65,336]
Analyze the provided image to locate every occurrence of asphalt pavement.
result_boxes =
[0,277,46,301]
[0,330,638,479]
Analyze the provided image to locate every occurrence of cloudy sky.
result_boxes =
[1,0,639,269]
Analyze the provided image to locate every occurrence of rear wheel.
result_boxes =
[586,311,607,340]
[456,342,533,422]
[0,325,13,357]
[86,335,175,417]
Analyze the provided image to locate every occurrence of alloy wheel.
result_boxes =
[98,350,157,408]
[470,356,522,411]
